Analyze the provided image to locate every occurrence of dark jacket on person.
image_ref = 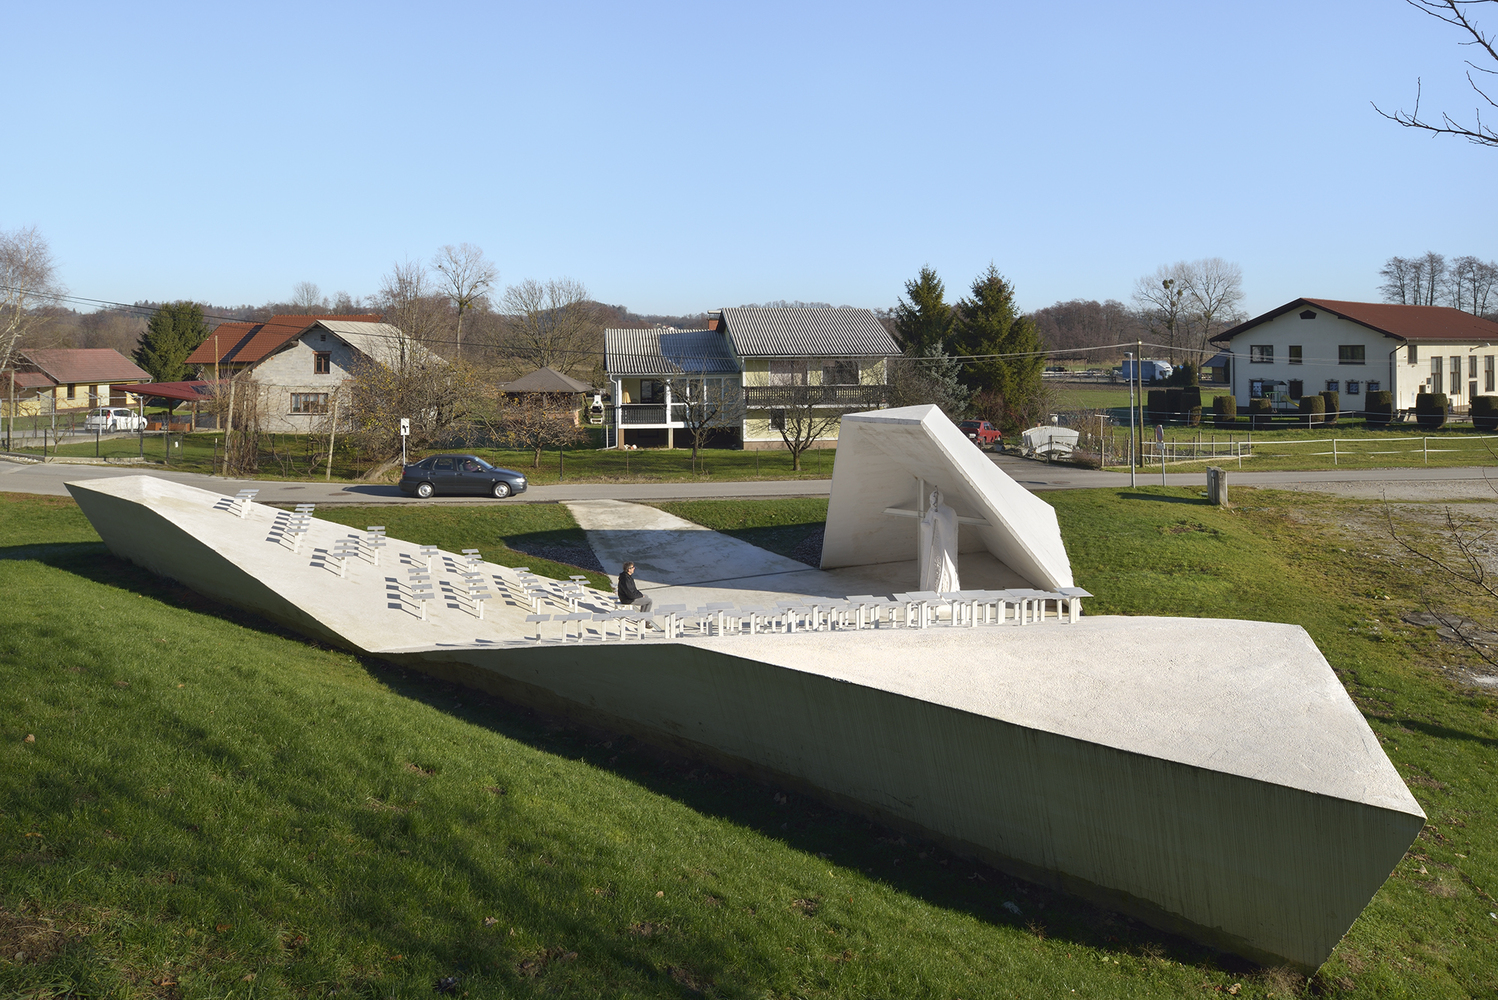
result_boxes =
[618,570,643,604]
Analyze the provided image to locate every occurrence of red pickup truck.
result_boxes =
[959,420,1003,449]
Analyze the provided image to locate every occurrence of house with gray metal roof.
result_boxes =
[602,307,901,449]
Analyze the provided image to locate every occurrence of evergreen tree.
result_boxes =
[952,264,1044,431]
[892,265,953,353]
[134,301,210,382]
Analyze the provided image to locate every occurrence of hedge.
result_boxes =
[1212,395,1236,428]
[1472,394,1498,432]
[1365,390,1394,427]
[1415,392,1449,430]
[1320,390,1339,427]
[1147,389,1168,423]
[1299,394,1326,428]
[1250,397,1273,430]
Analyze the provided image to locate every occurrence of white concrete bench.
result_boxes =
[329,537,360,578]
[229,489,259,518]
[364,526,387,565]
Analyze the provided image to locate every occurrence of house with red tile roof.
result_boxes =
[186,314,383,376]
[4,349,152,417]
[1209,298,1498,413]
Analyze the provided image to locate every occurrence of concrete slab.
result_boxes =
[65,474,1425,971]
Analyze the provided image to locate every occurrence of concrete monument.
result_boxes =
[64,429,1422,971]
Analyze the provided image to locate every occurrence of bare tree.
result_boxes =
[433,243,498,360]
[376,259,449,366]
[291,281,328,312]
[0,226,63,374]
[500,277,597,377]
[1132,266,1189,363]
[1179,259,1245,359]
[1386,496,1498,669]
[669,373,745,459]
[1375,0,1498,146]
[1380,255,1418,303]
[1419,250,1448,304]
[491,393,586,468]
[1447,255,1498,313]
[764,386,850,471]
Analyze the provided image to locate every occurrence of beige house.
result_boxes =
[603,307,901,449]
[3,349,151,417]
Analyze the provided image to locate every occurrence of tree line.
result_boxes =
[1379,252,1498,315]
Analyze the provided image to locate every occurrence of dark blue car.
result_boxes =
[398,454,528,499]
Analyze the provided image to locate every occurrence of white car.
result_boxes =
[83,407,145,432]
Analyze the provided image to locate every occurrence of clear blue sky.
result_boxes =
[7,1,1495,318]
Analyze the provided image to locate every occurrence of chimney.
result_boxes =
[706,310,722,331]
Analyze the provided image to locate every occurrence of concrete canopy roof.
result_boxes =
[821,405,1074,589]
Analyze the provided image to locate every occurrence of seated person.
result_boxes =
[617,561,652,613]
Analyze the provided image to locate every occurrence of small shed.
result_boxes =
[498,367,595,423]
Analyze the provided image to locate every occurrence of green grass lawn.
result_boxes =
[3,489,1495,998]
[1099,424,1498,473]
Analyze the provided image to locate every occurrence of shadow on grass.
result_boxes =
[27,545,1258,981]
[1117,491,1213,506]
[1367,713,1498,752]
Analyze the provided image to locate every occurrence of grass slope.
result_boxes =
[1,490,1495,998]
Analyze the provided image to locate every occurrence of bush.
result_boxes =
[1187,405,1202,427]
[1299,394,1326,428]
[1165,388,1184,422]
[1415,392,1449,430]
[1147,389,1168,423]
[1213,395,1237,428]
[1365,390,1394,427]
[1472,394,1498,432]
[1250,397,1273,430]
[1320,390,1339,427]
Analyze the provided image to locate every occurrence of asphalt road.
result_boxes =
[1,453,1493,505]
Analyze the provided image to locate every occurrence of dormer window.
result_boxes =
[1299,310,1317,320]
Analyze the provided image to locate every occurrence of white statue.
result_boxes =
[919,488,959,594]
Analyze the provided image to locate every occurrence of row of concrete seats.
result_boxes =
[520,586,1092,643]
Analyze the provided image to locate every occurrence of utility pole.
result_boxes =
[1135,339,1145,471]
[1126,351,1137,487]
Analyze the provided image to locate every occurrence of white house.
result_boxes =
[1210,298,1498,412]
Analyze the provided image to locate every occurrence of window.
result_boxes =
[66,383,76,399]
[1337,345,1366,365]
[1486,355,1495,393]
[1347,380,1361,395]
[319,332,327,342]
[769,408,786,431]
[1299,310,1317,320]
[313,352,331,374]
[1288,379,1304,399]
[1408,344,1419,363]
[1431,358,1443,394]
[1367,380,1381,393]
[1250,379,1265,398]
[1249,345,1274,363]
[1451,356,1462,395]
[639,379,664,403]
[1325,380,1340,393]
[822,359,859,385]
[1469,355,1478,379]
[1288,345,1303,365]
[289,392,329,413]
[434,457,455,471]
[768,359,806,386]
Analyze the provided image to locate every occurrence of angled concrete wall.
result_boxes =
[822,405,1073,589]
